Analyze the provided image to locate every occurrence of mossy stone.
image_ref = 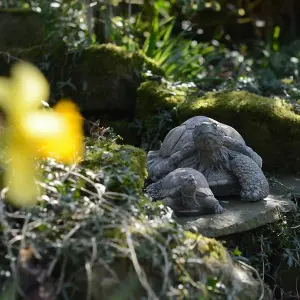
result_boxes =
[0,10,44,50]
[136,82,300,173]
[83,139,147,194]
[78,43,161,77]
[70,44,163,115]
[135,80,187,120]
[177,91,300,173]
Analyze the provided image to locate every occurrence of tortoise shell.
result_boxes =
[159,116,245,157]
[159,167,214,198]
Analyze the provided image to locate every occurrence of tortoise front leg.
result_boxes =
[230,154,269,201]
[162,196,183,211]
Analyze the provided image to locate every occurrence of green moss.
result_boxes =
[135,80,188,120]
[71,43,163,113]
[135,83,300,173]
[123,144,148,186]
[177,91,300,173]
[184,231,227,263]
[135,50,164,77]
[83,138,147,194]
[80,43,163,77]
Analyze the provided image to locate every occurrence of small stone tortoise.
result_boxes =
[146,167,224,216]
[147,116,269,201]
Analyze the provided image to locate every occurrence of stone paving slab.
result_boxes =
[175,174,299,238]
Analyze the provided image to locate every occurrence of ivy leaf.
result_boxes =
[232,246,242,256]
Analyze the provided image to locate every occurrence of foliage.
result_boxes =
[225,196,300,299]
[134,79,300,174]
[0,1,300,298]
[0,0,90,47]
[96,2,230,83]
[0,133,241,300]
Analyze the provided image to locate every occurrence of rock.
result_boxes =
[177,91,300,174]
[136,80,188,121]
[0,9,44,50]
[72,229,272,300]
[70,44,163,116]
[0,43,163,119]
[176,175,298,237]
[83,138,148,194]
[136,84,300,174]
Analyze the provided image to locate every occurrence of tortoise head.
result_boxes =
[192,122,225,151]
[181,175,197,196]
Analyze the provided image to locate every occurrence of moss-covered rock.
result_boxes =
[135,80,188,120]
[178,90,300,173]
[133,80,192,148]
[83,138,147,194]
[73,229,271,300]
[70,44,163,116]
[137,82,300,173]
[0,9,44,50]
[1,43,164,119]
[0,43,67,82]
[0,43,74,107]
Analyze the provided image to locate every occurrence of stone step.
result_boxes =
[176,174,299,238]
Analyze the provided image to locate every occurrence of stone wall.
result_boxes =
[0,9,44,50]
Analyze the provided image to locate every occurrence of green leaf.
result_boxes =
[232,247,242,256]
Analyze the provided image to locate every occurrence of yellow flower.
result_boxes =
[0,62,84,207]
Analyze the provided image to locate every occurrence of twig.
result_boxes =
[20,213,31,249]
[237,260,265,300]
[85,261,93,300]
[85,0,93,43]
[85,237,97,300]
[260,234,265,281]
[270,178,293,191]
[125,227,159,300]
[48,224,81,277]
[0,52,25,64]
[128,0,132,19]
[291,224,300,229]
[55,257,68,296]
[137,231,172,297]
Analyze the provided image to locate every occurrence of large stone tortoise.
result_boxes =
[147,116,269,201]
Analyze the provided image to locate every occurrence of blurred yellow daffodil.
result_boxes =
[0,62,84,207]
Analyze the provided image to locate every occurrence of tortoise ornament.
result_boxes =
[146,168,224,216]
[147,116,269,215]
